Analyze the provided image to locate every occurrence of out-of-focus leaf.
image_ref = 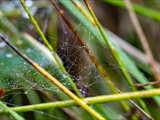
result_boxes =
[102,0,160,22]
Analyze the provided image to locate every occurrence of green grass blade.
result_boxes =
[1,88,160,113]
[0,101,25,120]
[103,0,160,22]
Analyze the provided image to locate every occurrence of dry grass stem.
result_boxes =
[124,0,160,85]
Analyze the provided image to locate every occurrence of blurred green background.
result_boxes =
[0,0,160,119]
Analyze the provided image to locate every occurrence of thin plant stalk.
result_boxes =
[124,0,160,85]
[0,101,25,120]
[124,0,159,83]
[19,0,81,97]
[50,0,129,112]
[133,81,160,87]
[71,0,96,26]
[83,0,152,119]
[1,88,160,114]
[0,35,106,120]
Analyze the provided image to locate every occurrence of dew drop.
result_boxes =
[51,52,55,54]
[17,40,23,45]
[64,42,67,46]
[40,111,44,114]
[63,73,68,78]
[26,1,33,7]
[0,62,4,66]
[0,42,6,48]
[38,37,42,41]
[26,48,32,53]
[83,100,88,104]
[6,53,13,58]
[56,89,59,92]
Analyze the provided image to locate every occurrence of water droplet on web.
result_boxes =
[26,1,33,7]
[64,42,67,46]
[29,24,34,30]
[79,76,82,79]
[56,89,59,92]
[17,40,23,45]
[26,48,32,53]
[83,100,88,104]
[51,52,55,55]
[38,37,42,42]
[90,105,93,108]
[63,73,68,78]
[89,52,92,56]
[40,111,44,114]
[0,42,6,48]
[6,53,13,58]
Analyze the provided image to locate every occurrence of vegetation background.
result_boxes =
[0,0,160,120]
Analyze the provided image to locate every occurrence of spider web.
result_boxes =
[0,0,132,119]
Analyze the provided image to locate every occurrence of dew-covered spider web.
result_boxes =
[0,0,134,119]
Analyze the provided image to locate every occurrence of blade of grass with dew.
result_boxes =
[0,35,106,120]
[0,16,72,91]
[1,8,154,78]
[0,17,78,120]
[19,0,81,97]
[0,11,92,120]
[0,35,105,120]
[0,22,75,120]
[59,0,160,106]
